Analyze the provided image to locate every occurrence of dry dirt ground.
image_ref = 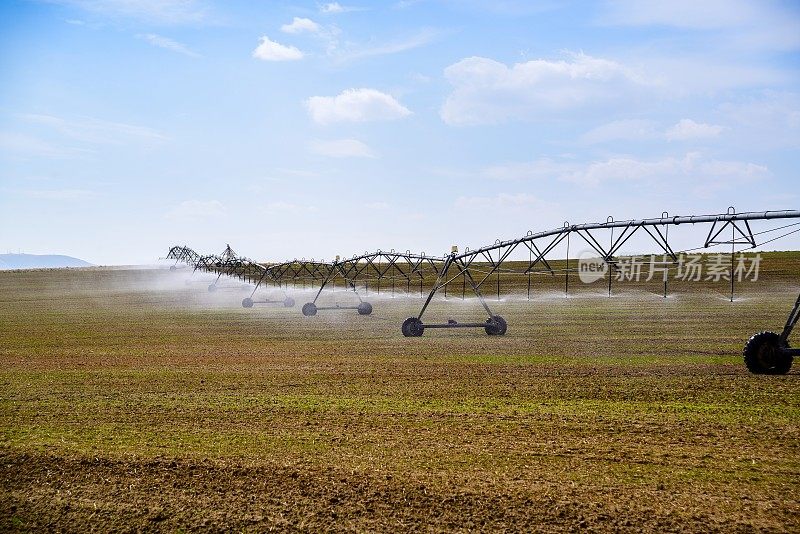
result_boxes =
[1,258,799,532]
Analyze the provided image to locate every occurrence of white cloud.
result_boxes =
[166,200,226,221]
[665,119,724,141]
[320,2,357,13]
[441,52,651,125]
[139,33,199,57]
[581,119,660,144]
[365,201,389,210]
[252,36,303,61]
[281,17,321,34]
[311,138,376,158]
[305,88,411,124]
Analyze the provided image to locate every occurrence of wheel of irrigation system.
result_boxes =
[208,283,217,292]
[401,317,424,337]
[357,302,373,315]
[485,315,508,336]
[169,265,177,271]
[242,297,254,308]
[743,331,792,374]
[302,302,318,316]
[284,297,296,308]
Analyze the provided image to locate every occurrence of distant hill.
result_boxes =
[0,253,93,270]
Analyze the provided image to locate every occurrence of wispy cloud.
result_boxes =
[0,132,92,159]
[53,0,210,25]
[21,114,168,145]
[274,168,321,178]
[262,201,317,213]
[332,28,441,62]
[481,159,576,181]
[581,119,660,144]
[311,138,377,158]
[717,91,800,150]
[455,192,548,210]
[665,119,724,141]
[581,118,724,144]
[21,188,98,200]
[561,152,768,189]
[165,200,226,221]
[599,0,800,51]
[138,33,200,57]
[475,152,769,197]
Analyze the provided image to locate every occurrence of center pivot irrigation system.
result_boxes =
[166,208,800,374]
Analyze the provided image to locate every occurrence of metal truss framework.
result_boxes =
[402,209,800,336]
[166,209,800,337]
[166,245,449,311]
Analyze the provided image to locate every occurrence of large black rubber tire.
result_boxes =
[485,315,508,336]
[208,284,217,293]
[744,331,792,374]
[284,297,296,308]
[357,302,373,315]
[242,297,254,308]
[402,317,424,337]
[302,302,317,316]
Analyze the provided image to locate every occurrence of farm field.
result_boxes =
[1,258,799,532]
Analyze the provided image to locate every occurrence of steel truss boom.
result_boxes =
[297,250,447,316]
[166,208,800,373]
[402,209,800,337]
[166,208,800,336]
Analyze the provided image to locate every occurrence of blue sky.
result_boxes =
[1,0,799,264]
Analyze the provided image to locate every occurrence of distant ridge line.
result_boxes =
[0,253,92,270]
